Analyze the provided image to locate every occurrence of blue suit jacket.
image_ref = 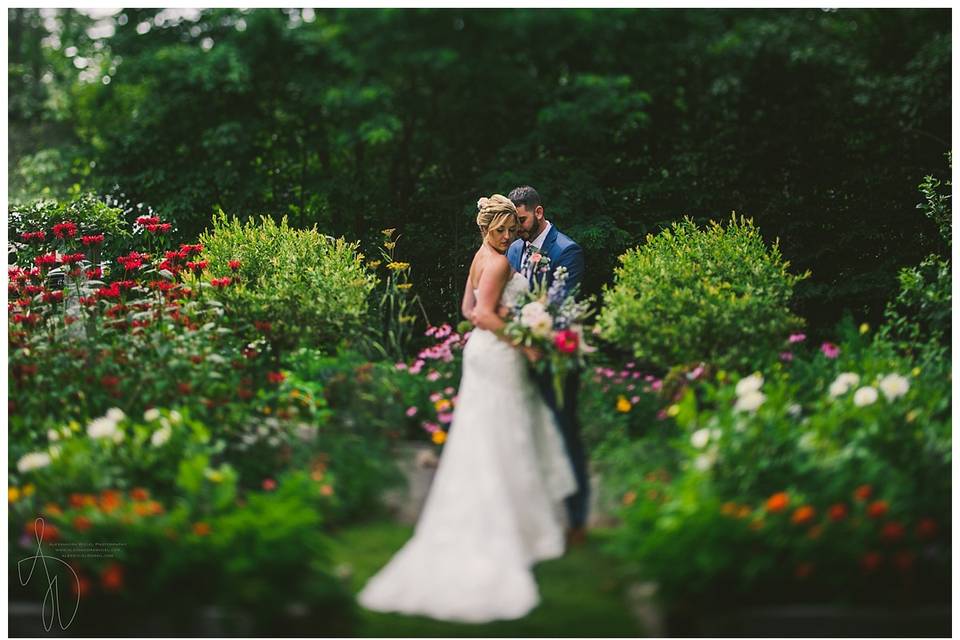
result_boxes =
[507,224,584,298]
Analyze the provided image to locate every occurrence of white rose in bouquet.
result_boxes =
[520,301,553,338]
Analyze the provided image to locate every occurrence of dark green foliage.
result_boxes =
[9,8,951,334]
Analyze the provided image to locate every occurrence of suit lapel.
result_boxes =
[540,225,560,262]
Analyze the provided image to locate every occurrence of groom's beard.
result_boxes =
[524,220,542,241]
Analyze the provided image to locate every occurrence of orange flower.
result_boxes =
[70,574,92,598]
[866,500,889,519]
[431,430,447,445]
[736,505,752,519]
[320,484,335,497]
[622,491,637,506]
[24,520,59,543]
[43,503,63,516]
[916,518,937,540]
[99,490,122,513]
[860,551,882,573]
[100,563,124,592]
[721,502,738,516]
[893,550,915,572]
[192,522,212,536]
[147,500,164,515]
[791,505,815,526]
[766,492,790,513]
[70,493,96,508]
[880,521,905,543]
[72,516,92,532]
[130,487,150,502]
[794,562,814,579]
[827,503,849,522]
[853,484,873,501]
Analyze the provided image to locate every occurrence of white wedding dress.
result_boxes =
[357,272,578,623]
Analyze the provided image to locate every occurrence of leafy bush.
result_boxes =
[598,215,808,371]
[199,212,377,356]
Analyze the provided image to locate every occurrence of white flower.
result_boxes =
[878,373,910,401]
[520,301,553,338]
[144,408,161,422]
[690,428,711,449]
[693,450,717,471]
[169,410,183,425]
[48,429,60,442]
[17,451,52,473]
[150,425,171,447]
[787,403,802,417]
[49,445,62,460]
[87,416,121,439]
[106,407,126,422]
[735,373,764,397]
[734,390,766,412]
[829,372,860,397]
[798,431,816,451]
[853,386,879,407]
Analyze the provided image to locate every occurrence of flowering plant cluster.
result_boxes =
[503,266,596,407]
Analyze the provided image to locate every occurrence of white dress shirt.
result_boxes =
[521,221,552,272]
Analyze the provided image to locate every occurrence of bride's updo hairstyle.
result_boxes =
[475,194,517,241]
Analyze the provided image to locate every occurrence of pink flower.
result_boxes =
[438,413,453,424]
[444,387,455,395]
[820,342,840,359]
[788,333,806,344]
[656,409,668,420]
[779,351,794,362]
[630,396,640,404]
[395,362,407,371]
[530,253,542,264]
[426,371,441,382]
[626,361,635,369]
[405,406,418,417]
[626,384,636,391]
[651,380,663,392]
[429,392,442,403]
[422,422,440,434]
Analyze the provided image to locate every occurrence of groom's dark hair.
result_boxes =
[508,185,541,210]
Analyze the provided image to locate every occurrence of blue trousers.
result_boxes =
[534,367,589,528]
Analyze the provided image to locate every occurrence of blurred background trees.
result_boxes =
[8,8,951,335]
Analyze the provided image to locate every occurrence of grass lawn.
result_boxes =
[328,520,645,637]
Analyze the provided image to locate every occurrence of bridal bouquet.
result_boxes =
[503,266,596,408]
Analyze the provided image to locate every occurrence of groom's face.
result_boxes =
[515,205,544,241]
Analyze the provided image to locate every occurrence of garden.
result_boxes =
[8,8,951,637]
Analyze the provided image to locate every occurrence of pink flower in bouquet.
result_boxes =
[820,342,840,359]
[554,329,579,354]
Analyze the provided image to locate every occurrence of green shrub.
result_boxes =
[199,212,377,355]
[598,215,808,372]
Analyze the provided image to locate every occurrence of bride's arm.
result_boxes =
[472,257,510,334]
[461,276,476,323]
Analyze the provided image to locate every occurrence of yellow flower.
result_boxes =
[383,241,396,250]
[400,315,417,324]
[859,322,870,335]
[434,398,452,412]
[906,409,919,423]
[386,261,410,271]
[666,404,680,417]
[381,228,396,238]
[716,370,727,382]
[432,430,447,445]
[23,483,35,497]
[911,367,921,377]
[9,487,21,503]
[290,389,301,399]
[367,260,382,269]
[616,395,632,413]
[397,283,413,291]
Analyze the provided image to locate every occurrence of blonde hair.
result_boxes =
[476,194,517,240]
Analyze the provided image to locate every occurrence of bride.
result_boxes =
[357,194,578,623]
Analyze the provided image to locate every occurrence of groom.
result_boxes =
[506,186,589,546]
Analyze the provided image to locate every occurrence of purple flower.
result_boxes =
[820,342,840,359]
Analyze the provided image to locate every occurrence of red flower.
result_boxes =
[86,267,102,279]
[791,505,816,526]
[42,291,64,304]
[211,277,232,288]
[34,252,59,268]
[21,230,47,241]
[186,260,208,272]
[827,503,849,521]
[853,484,873,501]
[81,234,104,245]
[228,260,241,271]
[880,521,905,543]
[179,243,203,256]
[159,223,172,232]
[24,519,60,543]
[893,550,916,573]
[70,574,92,599]
[117,251,148,271]
[130,487,150,501]
[177,382,192,394]
[52,221,78,239]
[100,562,124,592]
[237,387,254,400]
[916,518,938,540]
[860,552,882,573]
[101,375,120,388]
[766,492,790,513]
[267,371,286,384]
[254,321,272,333]
[867,500,889,519]
[61,252,86,265]
[553,329,580,354]
[136,216,160,226]
[73,515,92,532]
[262,478,277,491]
